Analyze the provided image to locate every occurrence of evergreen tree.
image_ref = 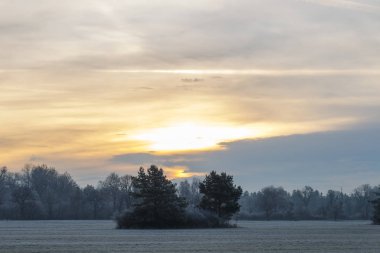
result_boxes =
[117,165,187,228]
[199,171,242,221]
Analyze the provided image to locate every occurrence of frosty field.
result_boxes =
[0,220,379,253]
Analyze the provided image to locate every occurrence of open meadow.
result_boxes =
[0,220,379,253]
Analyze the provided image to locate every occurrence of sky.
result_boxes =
[1,0,380,192]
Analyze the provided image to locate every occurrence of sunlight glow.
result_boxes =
[163,166,205,179]
[131,122,258,152]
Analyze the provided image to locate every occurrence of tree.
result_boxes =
[291,186,319,219]
[12,185,36,219]
[83,185,101,219]
[120,175,133,210]
[352,184,372,219]
[190,178,201,206]
[100,173,122,213]
[179,179,201,208]
[239,191,256,216]
[179,180,192,201]
[199,171,242,221]
[0,167,8,205]
[257,186,290,219]
[371,191,380,225]
[300,186,314,209]
[117,165,187,228]
[325,190,344,220]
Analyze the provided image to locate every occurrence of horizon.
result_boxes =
[3,146,379,194]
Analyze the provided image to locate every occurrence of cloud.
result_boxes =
[96,68,380,76]
[181,78,204,82]
[111,153,169,165]
[109,153,205,182]
[1,0,380,70]
[300,0,380,13]
[1,0,380,192]
[160,166,205,180]
[110,126,380,192]
[2,70,380,172]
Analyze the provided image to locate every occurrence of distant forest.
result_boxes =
[0,164,378,221]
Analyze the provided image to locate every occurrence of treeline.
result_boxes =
[238,185,379,220]
[0,164,378,221]
[0,165,133,219]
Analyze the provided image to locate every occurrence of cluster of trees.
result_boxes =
[116,167,242,228]
[0,164,242,227]
[238,185,380,221]
[1,164,380,225]
[0,165,133,219]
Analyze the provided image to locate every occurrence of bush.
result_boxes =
[184,208,228,228]
[116,207,234,229]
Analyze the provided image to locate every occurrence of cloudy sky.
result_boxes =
[1,0,380,192]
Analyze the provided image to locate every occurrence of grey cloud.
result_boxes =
[1,0,380,70]
[29,155,45,162]
[111,153,167,165]
[135,86,154,90]
[181,78,204,83]
[110,127,380,192]
[299,0,380,13]
[110,153,193,167]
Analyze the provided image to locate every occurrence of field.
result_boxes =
[0,220,379,253]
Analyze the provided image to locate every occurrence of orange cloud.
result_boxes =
[162,166,205,180]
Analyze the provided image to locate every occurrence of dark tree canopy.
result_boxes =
[199,171,242,221]
[117,165,187,228]
[325,190,344,221]
[257,186,290,220]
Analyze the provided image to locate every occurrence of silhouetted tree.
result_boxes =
[257,186,290,219]
[120,175,133,210]
[300,186,314,209]
[83,185,101,219]
[12,185,35,219]
[371,191,380,225]
[352,184,372,219]
[191,178,201,205]
[178,179,202,209]
[239,191,257,217]
[179,180,191,200]
[199,171,242,221]
[100,173,122,213]
[291,186,321,219]
[325,190,344,220]
[70,186,83,219]
[0,167,8,206]
[117,165,187,228]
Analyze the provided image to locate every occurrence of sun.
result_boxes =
[131,122,261,153]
